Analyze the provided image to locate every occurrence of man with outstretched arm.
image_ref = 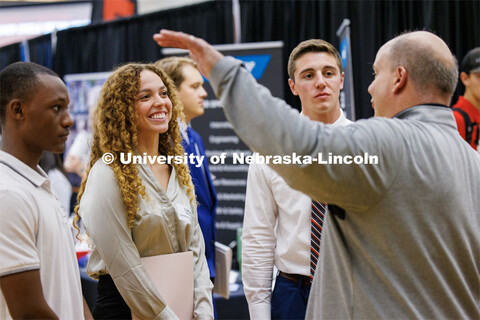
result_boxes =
[153,30,479,319]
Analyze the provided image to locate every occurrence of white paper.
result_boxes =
[213,242,232,299]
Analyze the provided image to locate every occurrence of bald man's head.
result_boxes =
[382,31,458,101]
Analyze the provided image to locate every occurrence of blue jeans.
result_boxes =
[271,273,311,320]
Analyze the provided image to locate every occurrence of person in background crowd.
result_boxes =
[452,47,480,151]
[0,61,91,319]
[39,151,73,216]
[64,96,99,213]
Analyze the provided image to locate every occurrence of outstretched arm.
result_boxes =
[153,30,223,78]
[153,30,394,210]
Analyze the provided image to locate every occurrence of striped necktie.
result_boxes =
[310,200,327,282]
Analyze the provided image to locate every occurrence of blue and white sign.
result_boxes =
[336,19,356,121]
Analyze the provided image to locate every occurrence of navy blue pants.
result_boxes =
[271,273,311,320]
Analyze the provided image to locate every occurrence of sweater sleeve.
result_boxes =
[209,57,403,212]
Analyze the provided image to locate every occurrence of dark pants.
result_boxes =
[93,274,131,320]
[271,273,311,320]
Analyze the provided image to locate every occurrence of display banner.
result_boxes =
[19,40,30,62]
[336,19,356,121]
[163,41,284,245]
[64,72,110,152]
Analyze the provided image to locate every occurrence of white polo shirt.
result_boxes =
[0,150,84,319]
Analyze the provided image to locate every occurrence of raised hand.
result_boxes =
[153,29,223,78]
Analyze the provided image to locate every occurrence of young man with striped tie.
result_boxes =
[241,40,352,320]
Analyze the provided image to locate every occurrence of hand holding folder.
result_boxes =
[132,251,194,320]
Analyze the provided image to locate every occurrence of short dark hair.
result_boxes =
[460,47,480,74]
[0,62,59,124]
[288,39,343,81]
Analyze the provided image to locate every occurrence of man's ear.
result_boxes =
[288,78,298,96]
[7,100,25,121]
[459,71,469,87]
[392,66,407,94]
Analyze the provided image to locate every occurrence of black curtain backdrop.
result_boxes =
[28,34,53,69]
[0,43,20,70]
[240,0,480,119]
[53,0,233,78]
[1,0,478,119]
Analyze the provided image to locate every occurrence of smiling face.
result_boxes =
[135,70,173,138]
[22,74,73,155]
[177,64,207,122]
[288,51,344,122]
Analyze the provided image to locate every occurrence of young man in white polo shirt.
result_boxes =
[0,62,91,319]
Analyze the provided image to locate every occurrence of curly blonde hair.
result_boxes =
[74,63,195,232]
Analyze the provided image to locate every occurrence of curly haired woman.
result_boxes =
[74,63,213,319]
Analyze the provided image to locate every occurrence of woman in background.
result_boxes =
[74,63,213,319]
[39,151,72,215]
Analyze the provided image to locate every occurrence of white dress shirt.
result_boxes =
[241,112,351,319]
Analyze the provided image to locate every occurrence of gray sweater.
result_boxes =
[210,57,480,319]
